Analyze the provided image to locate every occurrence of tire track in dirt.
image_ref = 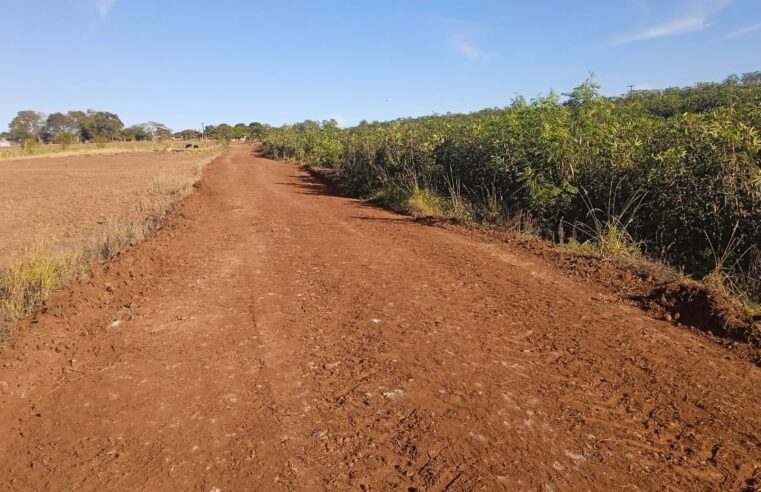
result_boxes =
[0,144,759,490]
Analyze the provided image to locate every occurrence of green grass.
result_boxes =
[405,187,446,217]
[368,185,448,218]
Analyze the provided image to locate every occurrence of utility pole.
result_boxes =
[201,122,205,141]
[628,84,635,96]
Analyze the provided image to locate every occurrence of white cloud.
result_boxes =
[433,17,492,62]
[451,34,490,62]
[615,15,708,43]
[614,0,730,44]
[725,21,761,38]
[94,0,117,17]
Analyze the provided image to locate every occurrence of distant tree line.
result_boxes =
[203,122,269,141]
[2,110,269,144]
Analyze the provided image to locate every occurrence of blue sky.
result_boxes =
[2,0,760,130]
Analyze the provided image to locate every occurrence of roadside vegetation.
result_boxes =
[260,73,761,308]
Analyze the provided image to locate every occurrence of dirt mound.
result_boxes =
[473,227,761,362]
[643,283,761,345]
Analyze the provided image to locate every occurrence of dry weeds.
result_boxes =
[0,140,221,161]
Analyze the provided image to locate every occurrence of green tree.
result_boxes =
[232,123,248,140]
[247,122,266,140]
[68,110,123,141]
[89,111,124,141]
[206,123,233,141]
[143,121,172,140]
[8,110,45,142]
[43,112,79,143]
[175,129,202,140]
[122,124,151,141]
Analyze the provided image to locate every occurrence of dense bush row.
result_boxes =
[261,75,761,303]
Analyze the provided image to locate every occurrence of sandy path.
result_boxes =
[0,144,759,491]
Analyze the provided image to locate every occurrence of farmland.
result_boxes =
[0,139,218,161]
[0,146,220,319]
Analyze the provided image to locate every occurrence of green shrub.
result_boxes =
[57,133,77,149]
[22,138,38,154]
[93,135,108,148]
[260,74,761,302]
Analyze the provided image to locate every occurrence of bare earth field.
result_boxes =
[0,144,759,490]
[0,141,218,161]
[0,151,214,263]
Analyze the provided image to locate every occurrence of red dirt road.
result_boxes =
[1,144,759,491]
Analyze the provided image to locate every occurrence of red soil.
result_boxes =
[0,144,758,490]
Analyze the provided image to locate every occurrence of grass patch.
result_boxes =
[703,230,761,315]
[367,185,448,218]
[0,245,67,319]
[405,187,446,217]
[368,186,408,207]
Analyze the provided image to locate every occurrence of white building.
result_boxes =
[0,139,12,148]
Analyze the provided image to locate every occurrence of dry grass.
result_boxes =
[703,230,761,315]
[0,140,223,161]
[0,154,215,322]
[564,223,642,259]
[0,245,67,320]
[405,187,446,217]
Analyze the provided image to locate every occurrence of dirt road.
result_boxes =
[1,144,759,491]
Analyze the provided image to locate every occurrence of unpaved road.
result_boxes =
[1,144,759,491]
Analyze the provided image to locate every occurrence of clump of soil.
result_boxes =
[642,282,761,346]
[463,225,761,363]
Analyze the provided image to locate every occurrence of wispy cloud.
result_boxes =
[614,0,730,44]
[94,0,117,18]
[450,34,490,62]
[725,21,761,38]
[433,17,492,62]
[616,15,708,43]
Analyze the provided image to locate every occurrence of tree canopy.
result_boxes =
[5,109,269,144]
[8,111,45,142]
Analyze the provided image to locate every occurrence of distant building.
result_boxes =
[0,139,12,148]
